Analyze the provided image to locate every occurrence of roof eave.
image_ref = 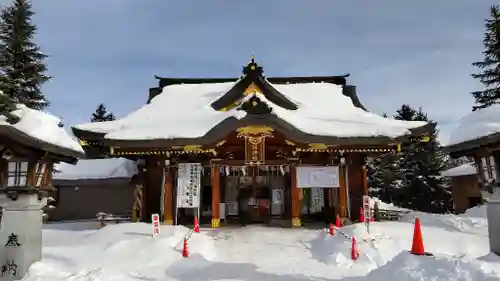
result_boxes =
[72,127,107,141]
[0,125,84,164]
[154,74,350,87]
[101,114,404,149]
[443,133,500,157]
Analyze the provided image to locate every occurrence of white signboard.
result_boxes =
[152,213,160,237]
[310,188,324,213]
[296,166,340,188]
[220,203,226,220]
[226,201,238,216]
[363,195,371,221]
[272,189,283,204]
[176,163,202,208]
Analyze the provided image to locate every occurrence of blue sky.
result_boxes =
[14,0,499,144]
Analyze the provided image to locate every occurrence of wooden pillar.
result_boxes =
[43,163,53,189]
[163,166,174,225]
[290,165,301,227]
[361,164,368,196]
[27,160,36,187]
[338,162,347,218]
[211,164,221,228]
[132,184,144,223]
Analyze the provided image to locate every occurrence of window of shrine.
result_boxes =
[7,161,28,187]
[480,156,497,183]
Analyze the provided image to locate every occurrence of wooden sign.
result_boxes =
[152,213,160,237]
[236,126,273,165]
[362,195,371,221]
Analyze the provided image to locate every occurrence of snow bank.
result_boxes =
[0,104,83,154]
[441,163,478,177]
[370,197,410,212]
[463,205,488,218]
[400,205,488,236]
[74,81,427,140]
[53,158,137,180]
[28,223,215,281]
[25,207,499,281]
[448,105,500,146]
[363,251,500,281]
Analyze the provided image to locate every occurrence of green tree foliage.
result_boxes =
[471,5,500,111]
[368,104,453,213]
[0,0,50,110]
[91,103,116,122]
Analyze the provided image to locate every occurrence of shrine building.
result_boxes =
[72,57,433,228]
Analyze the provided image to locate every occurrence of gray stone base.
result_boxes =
[487,201,500,256]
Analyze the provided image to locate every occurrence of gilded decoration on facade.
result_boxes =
[236,126,274,165]
[109,146,217,156]
[78,139,88,146]
[243,83,262,96]
[236,126,274,136]
[294,147,396,153]
[216,140,227,147]
[308,143,328,150]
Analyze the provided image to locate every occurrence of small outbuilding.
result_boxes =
[50,157,137,221]
[441,163,481,213]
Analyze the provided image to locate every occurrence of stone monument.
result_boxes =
[0,192,46,280]
[481,185,500,256]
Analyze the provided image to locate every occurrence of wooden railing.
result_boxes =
[96,212,132,228]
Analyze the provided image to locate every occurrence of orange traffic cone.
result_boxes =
[360,207,365,223]
[182,238,189,258]
[193,216,200,233]
[351,237,359,260]
[410,217,425,255]
[335,215,342,228]
[329,223,335,236]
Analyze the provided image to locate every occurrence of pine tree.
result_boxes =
[393,104,453,213]
[0,0,50,110]
[367,112,399,201]
[367,153,401,203]
[471,5,500,111]
[91,103,115,122]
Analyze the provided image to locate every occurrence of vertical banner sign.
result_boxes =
[362,195,371,234]
[152,213,160,237]
[176,163,202,208]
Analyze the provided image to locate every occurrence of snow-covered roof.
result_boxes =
[74,81,427,141]
[53,158,137,180]
[441,163,477,177]
[0,104,84,158]
[448,105,500,146]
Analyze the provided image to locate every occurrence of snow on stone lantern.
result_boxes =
[0,105,84,280]
[443,104,500,257]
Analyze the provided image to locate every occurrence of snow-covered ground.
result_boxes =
[24,206,499,281]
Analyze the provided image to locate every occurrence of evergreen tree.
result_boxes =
[367,112,399,201]
[367,153,401,203]
[393,104,453,213]
[471,5,500,111]
[91,103,115,122]
[0,0,50,110]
